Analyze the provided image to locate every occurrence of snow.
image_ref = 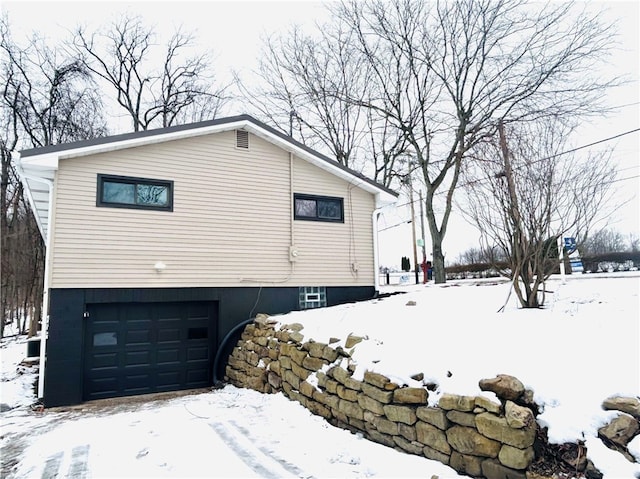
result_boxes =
[0,336,39,410]
[1,273,638,478]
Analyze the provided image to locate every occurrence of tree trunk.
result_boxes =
[0,146,9,338]
[432,235,446,284]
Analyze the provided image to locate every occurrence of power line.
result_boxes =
[608,101,640,110]
[390,163,638,212]
[537,128,639,161]
[376,127,640,224]
[381,172,640,232]
[601,174,640,186]
[379,219,412,232]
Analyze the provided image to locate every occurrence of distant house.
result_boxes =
[16,114,397,406]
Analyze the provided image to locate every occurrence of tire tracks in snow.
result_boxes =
[209,420,314,479]
[40,445,89,479]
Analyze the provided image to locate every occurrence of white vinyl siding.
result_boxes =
[291,159,375,285]
[49,131,376,288]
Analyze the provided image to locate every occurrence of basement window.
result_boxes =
[97,174,173,211]
[299,286,327,309]
[294,193,343,223]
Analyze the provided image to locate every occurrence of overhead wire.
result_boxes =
[378,127,639,228]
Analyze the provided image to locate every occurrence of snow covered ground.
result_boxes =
[1,273,638,478]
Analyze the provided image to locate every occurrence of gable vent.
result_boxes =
[236,130,249,149]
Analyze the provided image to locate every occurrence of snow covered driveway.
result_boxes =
[2,386,459,478]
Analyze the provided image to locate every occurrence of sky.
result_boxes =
[2,273,639,478]
[2,0,639,267]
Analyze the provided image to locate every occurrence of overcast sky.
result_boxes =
[3,0,638,265]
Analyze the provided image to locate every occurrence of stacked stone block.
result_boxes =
[598,396,640,463]
[224,316,593,479]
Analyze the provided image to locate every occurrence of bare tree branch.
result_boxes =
[72,15,228,131]
[460,119,617,308]
[1,14,105,337]
[326,0,618,283]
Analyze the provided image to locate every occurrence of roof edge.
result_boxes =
[19,114,398,199]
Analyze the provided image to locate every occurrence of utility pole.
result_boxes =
[407,175,419,284]
[289,110,295,136]
[419,190,427,283]
[402,159,420,285]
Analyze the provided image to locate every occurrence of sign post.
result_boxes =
[561,237,584,281]
[558,236,566,283]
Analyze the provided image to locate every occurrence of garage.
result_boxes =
[83,301,218,401]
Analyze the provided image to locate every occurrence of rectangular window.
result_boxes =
[294,193,343,222]
[93,332,117,347]
[97,174,173,211]
[299,286,327,309]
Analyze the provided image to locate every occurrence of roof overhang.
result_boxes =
[17,115,398,239]
[12,156,55,241]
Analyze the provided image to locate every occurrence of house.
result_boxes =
[16,114,397,407]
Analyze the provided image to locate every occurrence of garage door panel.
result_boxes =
[83,301,218,401]
[127,317,152,326]
[125,350,151,366]
[92,352,119,369]
[157,348,181,364]
[158,303,182,320]
[158,328,181,343]
[187,368,209,385]
[187,303,209,320]
[187,345,209,361]
[126,329,151,344]
[88,377,118,395]
[157,371,182,387]
[124,305,152,321]
[124,380,152,395]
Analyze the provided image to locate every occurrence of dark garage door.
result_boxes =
[83,301,218,401]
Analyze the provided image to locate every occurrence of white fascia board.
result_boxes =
[18,152,60,169]
[20,120,251,167]
[12,157,52,240]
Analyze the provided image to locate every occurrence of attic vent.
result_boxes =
[236,130,249,149]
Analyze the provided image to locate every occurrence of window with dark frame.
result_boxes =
[293,193,344,222]
[97,174,173,211]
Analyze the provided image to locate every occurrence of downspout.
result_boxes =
[17,170,54,400]
[372,204,385,295]
[290,152,295,249]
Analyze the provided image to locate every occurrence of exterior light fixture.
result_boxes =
[154,261,166,272]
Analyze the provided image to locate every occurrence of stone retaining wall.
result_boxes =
[225,314,638,479]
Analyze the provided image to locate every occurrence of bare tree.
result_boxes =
[454,246,504,267]
[329,0,617,283]
[460,120,616,308]
[365,109,410,188]
[1,15,105,337]
[239,23,410,187]
[581,228,629,255]
[1,19,106,148]
[73,16,228,132]
[240,26,370,169]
